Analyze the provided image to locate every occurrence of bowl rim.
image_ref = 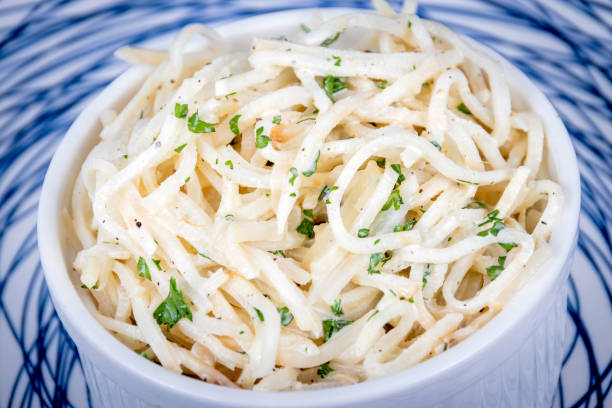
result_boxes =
[37,7,581,407]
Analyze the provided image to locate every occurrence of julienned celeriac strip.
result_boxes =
[70,0,563,390]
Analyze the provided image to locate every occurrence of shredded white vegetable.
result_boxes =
[71,0,563,390]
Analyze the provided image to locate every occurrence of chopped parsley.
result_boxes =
[477,209,505,237]
[390,164,405,185]
[224,91,236,99]
[377,80,388,89]
[463,200,486,209]
[499,242,517,251]
[141,352,151,360]
[174,103,188,118]
[174,144,187,153]
[322,75,346,103]
[331,55,342,66]
[331,299,344,316]
[187,111,217,133]
[152,259,162,271]
[302,150,320,177]
[457,179,480,185]
[394,219,416,232]
[381,189,403,211]
[289,167,298,186]
[224,160,234,170]
[297,209,315,239]
[300,23,311,33]
[254,307,265,322]
[367,309,379,321]
[296,117,316,124]
[137,256,151,280]
[318,185,338,204]
[486,256,506,280]
[376,158,386,168]
[368,251,391,274]
[184,176,190,183]
[408,21,412,28]
[320,32,340,47]
[457,102,472,115]
[408,296,414,303]
[224,214,234,221]
[269,250,286,258]
[272,115,282,125]
[422,264,431,289]
[255,126,271,148]
[279,306,293,326]
[153,277,192,330]
[322,319,352,342]
[317,363,334,378]
[357,228,370,238]
[229,114,241,137]
[430,141,442,151]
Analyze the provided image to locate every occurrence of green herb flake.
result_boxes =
[289,167,298,186]
[486,256,507,280]
[381,189,403,211]
[320,32,340,47]
[331,299,344,316]
[357,228,370,238]
[322,319,352,342]
[289,192,296,197]
[137,256,151,280]
[198,252,213,261]
[269,250,287,258]
[296,217,315,239]
[174,143,187,153]
[368,251,391,274]
[394,219,416,232]
[123,154,128,159]
[457,179,480,185]
[390,164,405,185]
[272,115,282,125]
[187,111,217,133]
[224,160,234,170]
[499,242,517,251]
[279,306,293,326]
[376,158,386,168]
[296,117,316,124]
[303,208,314,219]
[255,126,271,148]
[408,21,412,28]
[224,91,236,100]
[302,150,320,177]
[254,307,265,322]
[318,185,338,204]
[184,176,190,183]
[300,23,311,33]
[457,102,472,115]
[367,309,379,321]
[229,114,241,137]
[153,277,192,330]
[477,210,505,237]
[317,363,334,378]
[377,80,388,89]
[174,103,188,119]
[152,259,162,271]
[141,352,152,360]
[408,296,414,303]
[332,55,341,66]
[322,75,346,103]
[463,200,486,209]
[430,141,442,151]
[389,289,397,297]
[422,264,431,289]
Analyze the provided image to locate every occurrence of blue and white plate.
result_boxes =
[1,1,610,407]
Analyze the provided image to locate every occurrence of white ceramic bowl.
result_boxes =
[37,8,581,408]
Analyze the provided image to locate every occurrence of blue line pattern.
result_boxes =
[0,1,610,407]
